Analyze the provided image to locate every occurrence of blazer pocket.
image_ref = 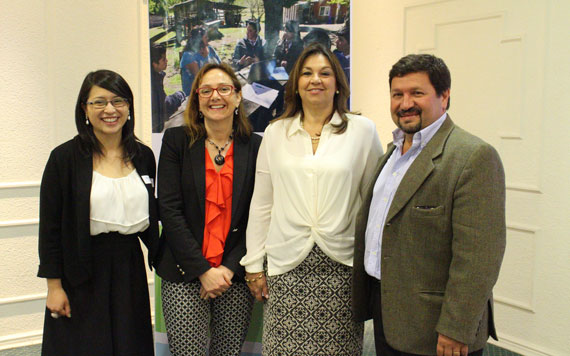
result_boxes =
[411,205,445,217]
[418,290,445,296]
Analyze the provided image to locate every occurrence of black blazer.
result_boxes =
[155,126,261,283]
[37,136,160,287]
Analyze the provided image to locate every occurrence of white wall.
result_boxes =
[0,0,152,349]
[352,1,570,355]
[0,1,568,355]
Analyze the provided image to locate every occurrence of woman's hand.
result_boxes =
[46,279,71,318]
[245,271,268,302]
[199,267,231,298]
[199,266,234,299]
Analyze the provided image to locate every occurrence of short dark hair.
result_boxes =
[302,28,331,50]
[246,19,260,33]
[183,62,252,146]
[389,54,451,109]
[184,27,206,52]
[277,43,350,134]
[150,44,166,64]
[336,20,350,42]
[285,20,300,36]
[75,70,139,161]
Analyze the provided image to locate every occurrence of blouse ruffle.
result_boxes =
[202,143,234,267]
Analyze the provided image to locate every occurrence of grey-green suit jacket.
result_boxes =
[352,116,506,354]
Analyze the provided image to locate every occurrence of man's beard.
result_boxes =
[396,107,422,134]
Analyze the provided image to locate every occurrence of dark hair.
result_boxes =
[302,28,331,49]
[150,44,166,64]
[184,28,206,52]
[389,54,451,109]
[336,20,350,42]
[285,20,300,36]
[75,70,139,161]
[277,43,350,134]
[246,19,260,33]
[183,62,252,146]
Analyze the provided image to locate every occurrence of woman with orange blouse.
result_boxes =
[154,63,261,356]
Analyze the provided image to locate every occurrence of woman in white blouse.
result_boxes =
[37,70,159,356]
[240,43,383,356]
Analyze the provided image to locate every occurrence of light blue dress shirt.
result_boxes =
[364,113,447,279]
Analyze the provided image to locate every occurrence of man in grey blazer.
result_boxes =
[353,54,506,356]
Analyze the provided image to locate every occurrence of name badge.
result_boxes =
[141,175,154,187]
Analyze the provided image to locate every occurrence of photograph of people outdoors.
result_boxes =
[149,2,351,355]
[149,0,351,134]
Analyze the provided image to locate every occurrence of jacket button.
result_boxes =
[181,270,185,275]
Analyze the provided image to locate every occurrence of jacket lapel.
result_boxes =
[385,116,455,223]
[189,138,206,219]
[364,144,396,207]
[74,142,92,263]
[231,139,247,225]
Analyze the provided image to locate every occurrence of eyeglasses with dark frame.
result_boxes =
[86,97,129,109]
[196,85,236,98]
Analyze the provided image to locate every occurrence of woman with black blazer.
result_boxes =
[38,70,158,356]
[155,62,261,356]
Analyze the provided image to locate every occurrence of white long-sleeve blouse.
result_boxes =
[240,112,383,276]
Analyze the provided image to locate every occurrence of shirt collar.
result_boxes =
[286,111,342,138]
[247,37,259,46]
[393,112,448,149]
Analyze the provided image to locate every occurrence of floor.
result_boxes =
[0,341,522,356]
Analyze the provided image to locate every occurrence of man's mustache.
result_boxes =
[397,107,422,117]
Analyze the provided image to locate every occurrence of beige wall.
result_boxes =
[0,0,152,349]
[0,0,568,355]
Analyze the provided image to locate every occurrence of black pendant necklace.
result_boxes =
[206,134,233,165]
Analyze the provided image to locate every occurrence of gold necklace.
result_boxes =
[300,120,322,142]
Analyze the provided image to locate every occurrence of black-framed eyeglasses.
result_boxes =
[86,97,129,109]
[196,85,235,98]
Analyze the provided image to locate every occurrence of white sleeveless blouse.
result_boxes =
[90,169,150,236]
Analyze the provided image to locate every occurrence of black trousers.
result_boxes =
[370,279,483,356]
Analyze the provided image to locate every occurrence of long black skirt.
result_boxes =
[41,232,154,356]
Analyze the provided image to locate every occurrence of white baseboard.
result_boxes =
[0,330,42,351]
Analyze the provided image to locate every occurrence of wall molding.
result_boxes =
[499,133,522,140]
[0,182,40,190]
[0,293,46,307]
[0,309,157,351]
[0,330,43,351]
[494,295,534,313]
[506,183,541,194]
[0,219,38,228]
[506,223,539,233]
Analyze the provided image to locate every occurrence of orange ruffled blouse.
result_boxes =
[202,143,233,267]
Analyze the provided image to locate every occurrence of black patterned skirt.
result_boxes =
[263,245,363,356]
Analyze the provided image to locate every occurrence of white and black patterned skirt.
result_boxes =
[263,244,363,356]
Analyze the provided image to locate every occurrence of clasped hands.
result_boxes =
[198,265,234,300]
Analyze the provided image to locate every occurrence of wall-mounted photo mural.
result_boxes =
[148,1,351,355]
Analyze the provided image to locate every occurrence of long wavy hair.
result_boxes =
[277,43,351,134]
[183,62,252,146]
[74,69,139,162]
